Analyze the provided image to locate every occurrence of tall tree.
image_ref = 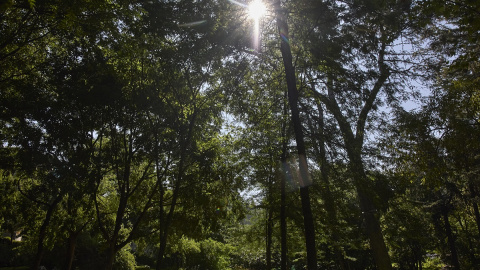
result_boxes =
[273,1,317,268]
[294,0,415,268]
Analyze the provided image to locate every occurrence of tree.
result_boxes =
[292,0,416,268]
[273,1,318,268]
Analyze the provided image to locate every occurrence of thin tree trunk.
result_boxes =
[104,185,129,270]
[468,182,480,236]
[156,111,197,270]
[275,2,317,269]
[280,161,288,270]
[280,94,288,270]
[156,184,167,270]
[64,219,90,270]
[155,156,184,270]
[266,207,273,270]
[32,195,62,270]
[317,103,346,269]
[442,205,460,270]
[64,232,78,270]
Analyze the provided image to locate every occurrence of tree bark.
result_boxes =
[156,110,197,270]
[280,99,289,270]
[266,207,273,270]
[104,182,129,270]
[64,232,78,270]
[349,155,392,270]
[274,3,317,269]
[468,182,480,236]
[280,161,288,270]
[32,195,62,270]
[317,103,346,269]
[105,242,117,270]
[312,40,392,269]
[64,220,90,270]
[442,204,460,270]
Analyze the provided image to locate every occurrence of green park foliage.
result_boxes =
[1,0,480,269]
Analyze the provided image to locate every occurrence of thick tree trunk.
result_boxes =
[105,242,117,270]
[357,188,392,270]
[275,2,317,269]
[349,156,392,270]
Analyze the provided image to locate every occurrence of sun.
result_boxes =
[248,0,266,20]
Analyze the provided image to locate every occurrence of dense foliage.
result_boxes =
[1,0,479,269]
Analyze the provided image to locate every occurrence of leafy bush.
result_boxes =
[168,236,233,270]
[198,238,232,270]
[114,246,137,270]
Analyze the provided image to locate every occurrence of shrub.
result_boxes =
[114,246,137,270]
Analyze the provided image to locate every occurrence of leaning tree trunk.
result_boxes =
[275,2,317,269]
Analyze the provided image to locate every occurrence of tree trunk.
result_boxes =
[155,159,183,270]
[442,205,460,269]
[317,103,346,269]
[280,160,289,270]
[266,207,273,270]
[156,111,197,270]
[468,182,480,236]
[280,162,288,270]
[105,242,117,270]
[32,195,62,270]
[275,2,317,269]
[104,190,128,270]
[156,235,167,270]
[350,156,392,270]
[64,232,78,270]
[357,188,392,270]
[280,94,289,270]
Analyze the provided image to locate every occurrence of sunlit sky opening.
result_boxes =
[248,0,266,20]
[248,0,266,51]
[227,0,267,51]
